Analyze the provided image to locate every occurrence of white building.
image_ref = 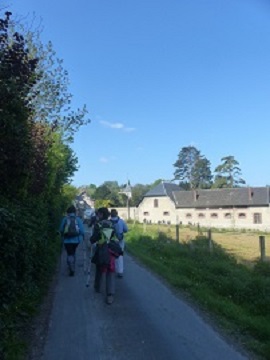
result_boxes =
[117,182,270,231]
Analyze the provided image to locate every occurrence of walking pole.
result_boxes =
[86,244,93,287]
[58,231,64,275]
[83,235,87,274]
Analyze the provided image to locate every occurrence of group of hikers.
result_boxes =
[59,205,128,305]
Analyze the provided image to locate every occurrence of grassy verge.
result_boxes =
[126,225,270,359]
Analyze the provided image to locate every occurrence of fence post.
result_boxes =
[176,224,180,243]
[208,228,213,253]
[259,236,266,261]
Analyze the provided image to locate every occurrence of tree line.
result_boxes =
[78,148,246,209]
[79,179,163,208]
[0,11,88,359]
[173,146,246,190]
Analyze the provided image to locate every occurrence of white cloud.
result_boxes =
[99,156,117,163]
[99,120,135,132]
[124,127,136,132]
[100,120,124,129]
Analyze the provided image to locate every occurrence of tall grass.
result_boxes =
[126,225,270,359]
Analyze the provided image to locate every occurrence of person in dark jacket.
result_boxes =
[59,205,84,276]
[90,207,122,305]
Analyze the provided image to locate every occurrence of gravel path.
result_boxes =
[39,239,248,360]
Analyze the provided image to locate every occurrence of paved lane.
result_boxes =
[42,239,247,360]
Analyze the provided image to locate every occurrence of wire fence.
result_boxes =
[136,222,270,265]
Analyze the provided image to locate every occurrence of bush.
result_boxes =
[0,196,62,360]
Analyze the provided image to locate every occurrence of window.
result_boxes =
[254,213,262,224]
[143,211,149,216]
[154,199,159,208]
[198,213,205,218]
[163,211,170,216]
[211,213,218,218]
[238,213,246,219]
[224,213,232,219]
[186,213,192,218]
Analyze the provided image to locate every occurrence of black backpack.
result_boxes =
[64,216,80,238]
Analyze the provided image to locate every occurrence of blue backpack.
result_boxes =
[111,217,124,241]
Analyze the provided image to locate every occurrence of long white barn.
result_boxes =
[116,182,270,231]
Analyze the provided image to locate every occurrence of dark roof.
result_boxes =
[144,182,180,202]
[172,187,270,208]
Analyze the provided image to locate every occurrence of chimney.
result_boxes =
[248,187,254,201]
[193,190,199,201]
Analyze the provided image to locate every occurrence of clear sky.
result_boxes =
[8,0,270,187]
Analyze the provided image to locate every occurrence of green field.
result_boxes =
[126,223,270,359]
[135,223,270,264]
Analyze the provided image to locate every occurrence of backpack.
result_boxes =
[91,221,122,265]
[64,216,80,238]
[97,220,116,244]
[110,217,124,241]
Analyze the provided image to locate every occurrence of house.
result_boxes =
[173,187,270,230]
[138,182,180,225]
[75,191,95,217]
[135,182,270,231]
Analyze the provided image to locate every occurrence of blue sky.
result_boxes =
[8,0,270,187]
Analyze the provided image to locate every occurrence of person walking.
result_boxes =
[110,209,128,278]
[59,205,84,276]
[90,207,122,305]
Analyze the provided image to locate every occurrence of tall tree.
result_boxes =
[192,156,212,189]
[173,146,212,189]
[23,32,90,142]
[213,155,246,188]
[94,184,111,201]
[0,11,39,198]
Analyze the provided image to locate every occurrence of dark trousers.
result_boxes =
[94,266,115,295]
[64,243,78,255]
[64,243,78,271]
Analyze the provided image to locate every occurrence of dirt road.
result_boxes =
[41,238,248,360]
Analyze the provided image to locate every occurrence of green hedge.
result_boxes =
[0,196,63,360]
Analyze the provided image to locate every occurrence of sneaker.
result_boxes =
[117,273,123,278]
[106,294,114,305]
